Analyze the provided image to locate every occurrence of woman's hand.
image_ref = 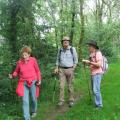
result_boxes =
[82,59,90,64]
[36,80,41,86]
[9,74,13,79]
[82,59,101,68]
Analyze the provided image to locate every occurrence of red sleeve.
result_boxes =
[34,58,41,81]
[12,61,20,78]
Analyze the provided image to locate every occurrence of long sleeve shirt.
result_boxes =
[12,57,41,97]
[56,46,78,67]
[13,57,41,81]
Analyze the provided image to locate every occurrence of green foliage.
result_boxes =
[0,0,120,119]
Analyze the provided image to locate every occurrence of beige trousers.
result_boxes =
[58,68,74,102]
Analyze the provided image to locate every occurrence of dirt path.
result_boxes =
[44,92,83,120]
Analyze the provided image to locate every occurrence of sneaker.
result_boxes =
[58,101,64,106]
[95,106,103,110]
[69,101,74,107]
[31,112,37,118]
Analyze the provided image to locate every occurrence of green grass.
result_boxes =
[55,62,120,120]
[0,61,120,120]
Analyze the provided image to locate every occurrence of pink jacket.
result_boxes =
[12,57,41,98]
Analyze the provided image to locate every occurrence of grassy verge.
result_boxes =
[1,61,120,120]
[55,62,120,120]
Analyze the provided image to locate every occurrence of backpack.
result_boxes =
[95,51,108,74]
[59,47,74,63]
[102,56,108,74]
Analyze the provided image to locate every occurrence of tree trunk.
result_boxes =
[60,0,64,40]
[95,0,104,41]
[9,1,20,57]
[69,0,76,45]
[78,0,84,61]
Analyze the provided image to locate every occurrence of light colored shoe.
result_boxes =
[31,112,37,118]
[58,101,64,106]
[95,106,103,110]
[69,101,74,107]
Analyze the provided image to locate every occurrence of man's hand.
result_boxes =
[73,64,77,70]
[82,59,90,64]
[54,67,59,74]
[9,74,13,79]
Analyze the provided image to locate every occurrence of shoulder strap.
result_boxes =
[70,47,73,55]
[95,52,97,62]
[95,51,105,71]
[59,47,74,63]
[95,50,100,62]
[70,47,74,62]
[59,48,62,63]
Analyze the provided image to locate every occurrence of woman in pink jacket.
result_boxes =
[9,46,41,120]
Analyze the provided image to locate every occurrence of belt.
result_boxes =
[59,66,73,69]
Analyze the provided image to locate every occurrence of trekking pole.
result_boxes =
[82,63,92,102]
[52,73,58,103]
[9,62,16,103]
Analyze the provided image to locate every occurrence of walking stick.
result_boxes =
[52,73,58,103]
[9,62,16,103]
[82,63,92,102]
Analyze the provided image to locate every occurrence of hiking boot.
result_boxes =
[95,106,103,110]
[31,112,37,118]
[58,101,64,106]
[69,101,74,107]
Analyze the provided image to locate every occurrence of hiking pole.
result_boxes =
[52,73,58,103]
[9,61,17,103]
[82,63,92,102]
[9,63,15,102]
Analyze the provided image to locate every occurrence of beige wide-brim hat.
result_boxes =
[61,36,70,42]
